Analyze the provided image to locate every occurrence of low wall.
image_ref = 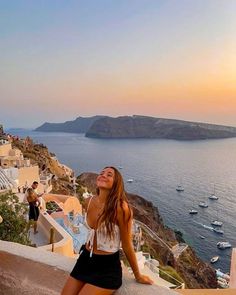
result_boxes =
[230,248,236,288]
[0,241,178,295]
[38,211,75,257]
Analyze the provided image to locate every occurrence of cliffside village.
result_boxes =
[1,124,235,294]
[0,125,185,292]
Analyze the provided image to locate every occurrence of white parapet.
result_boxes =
[230,248,236,288]
[0,240,179,295]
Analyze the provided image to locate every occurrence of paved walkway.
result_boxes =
[171,243,189,259]
[28,223,49,247]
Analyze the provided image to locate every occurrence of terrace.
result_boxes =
[2,192,235,294]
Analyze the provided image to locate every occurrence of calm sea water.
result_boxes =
[9,129,236,272]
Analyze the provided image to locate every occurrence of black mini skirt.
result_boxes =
[29,203,39,221]
[70,246,122,290]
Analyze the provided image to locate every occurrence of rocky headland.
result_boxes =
[86,116,236,140]
[35,116,106,133]
[35,115,236,140]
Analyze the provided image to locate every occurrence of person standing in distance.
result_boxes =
[26,187,40,234]
[61,166,153,295]
[25,181,43,234]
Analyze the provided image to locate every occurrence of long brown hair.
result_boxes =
[97,166,131,238]
[27,188,37,203]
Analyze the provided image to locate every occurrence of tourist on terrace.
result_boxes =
[26,187,40,234]
[61,166,153,295]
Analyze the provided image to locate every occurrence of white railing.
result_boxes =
[158,267,185,289]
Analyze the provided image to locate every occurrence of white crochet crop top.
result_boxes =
[84,196,120,257]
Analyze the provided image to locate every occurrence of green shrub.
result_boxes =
[0,192,31,245]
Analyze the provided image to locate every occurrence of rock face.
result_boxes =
[12,139,75,195]
[77,172,217,289]
[86,115,236,140]
[35,116,106,133]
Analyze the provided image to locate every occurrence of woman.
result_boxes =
[26,187,40,234]
[61,167,153,295]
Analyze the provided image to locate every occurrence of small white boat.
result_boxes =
[199,235,206,239]
[199,201,208,208]
[217,242,232,249]
[118,166,123,169]
[189,209,198,214]
[217,277,229,289]
[209,185,219,200]
[176,185,184,192]
[211,220,223,227]
[213,228,224,234]
[209,194,219,200]
[127,179,134,183]
[211,256,219,263]
[216,269,230,281]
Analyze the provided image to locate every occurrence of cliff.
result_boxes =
[35,116,106,133]
[86,116,236,140]
[77,172,217,289]
[12,138,75,195]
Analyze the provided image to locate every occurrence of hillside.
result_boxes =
[86,115,236,140]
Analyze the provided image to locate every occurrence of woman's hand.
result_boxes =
[135,274,154,285]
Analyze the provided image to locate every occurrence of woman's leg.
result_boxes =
[33,220,38,234]
[61,276,85,295]
[26,220,32,232]
[79,284,116,295]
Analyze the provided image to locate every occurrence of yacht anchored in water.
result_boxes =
[217,241,232,249]
[211,220,223,227]
[199,201,208,208]
[209,185,219,200]
[213,228,224,234]
[189,209,198,214]
[211,256,219,263]
[127,178,134,183]
[176,185,184,192]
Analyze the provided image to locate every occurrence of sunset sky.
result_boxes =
[1,0,236,128]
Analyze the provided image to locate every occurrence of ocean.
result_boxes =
[8,129,236,273]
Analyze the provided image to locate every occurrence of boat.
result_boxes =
[216,269,230,281]
[176,185,184,192]
[127,179,134,183]
[211,256,219,263]
[118,166,123,169]
[213,228,224,234]
[217,242,232,249]
[217,277,229,289]
[199,235,206,239]
[209,194,219,200]
[209,185,219,200]
[189,209,198,214]
[211,220,223,227]
[198,201,208,208]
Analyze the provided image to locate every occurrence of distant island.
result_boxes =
[35,115,236,140]
[35,116,106,133]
